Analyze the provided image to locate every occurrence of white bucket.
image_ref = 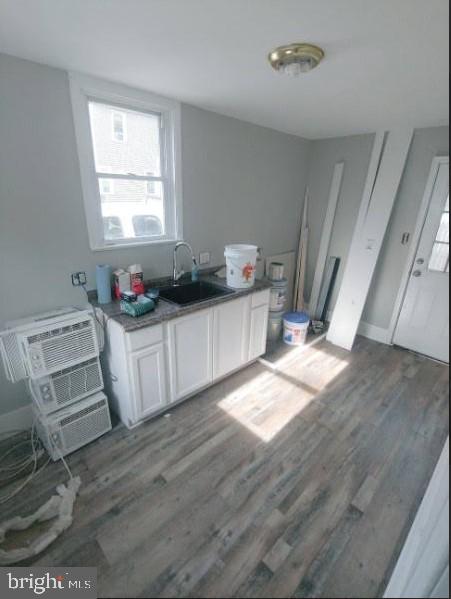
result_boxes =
[283,312,310,346]
[268,262,284,281]
[224,244,258,289]
[269,278,288,312]
[267,310,284,342]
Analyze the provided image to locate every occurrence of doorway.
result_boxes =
[394,160,449,362]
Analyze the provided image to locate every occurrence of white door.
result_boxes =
[213,297,248,379]
[167,308,213,401]
[248,304,269,361]
[130,343,168,420]
[394,163,449,362]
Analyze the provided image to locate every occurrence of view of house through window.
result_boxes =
[88,101,165,242]
[429,194,450,273]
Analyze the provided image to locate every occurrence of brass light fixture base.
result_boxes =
[268,43,325,73]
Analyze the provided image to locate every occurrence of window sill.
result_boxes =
[91,238,180,252]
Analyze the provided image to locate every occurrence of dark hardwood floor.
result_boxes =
[1,336,449,598]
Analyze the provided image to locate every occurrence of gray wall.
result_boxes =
[0,53,310,416]
[305,133,376,308]
[305,126,449,329]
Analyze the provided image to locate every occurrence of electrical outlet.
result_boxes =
[199,251,210,265]
[71,271,87,287]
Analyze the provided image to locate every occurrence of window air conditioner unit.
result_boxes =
[0,307,100,382]
[33,391,112,461]
[29,357,104,414]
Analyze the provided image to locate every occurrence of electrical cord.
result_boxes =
[0,422,50,506]
[0,421,75,505]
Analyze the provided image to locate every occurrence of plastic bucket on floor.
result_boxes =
[283,311,310,346]
[268,278,288,312]
[224,244,258,288]
[267,310,284,342]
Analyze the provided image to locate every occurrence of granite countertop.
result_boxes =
[91,272,272,332]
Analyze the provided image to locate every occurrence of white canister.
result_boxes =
[268,262,284,281]
[267,310,284,342]
[269,278,288,312]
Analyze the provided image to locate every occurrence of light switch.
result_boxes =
[199,251,210,265]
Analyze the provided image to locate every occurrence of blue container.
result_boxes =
[96,264,112,304]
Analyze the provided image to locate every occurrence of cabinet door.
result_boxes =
[130,343,168,420]
[248,304,269,361]
[167,308,213,401]
[213,297,248,379]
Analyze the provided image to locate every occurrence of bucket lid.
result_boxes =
[225,244,258,253]
[283,311,310,324]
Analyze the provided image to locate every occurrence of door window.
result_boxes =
[428,195,449,273]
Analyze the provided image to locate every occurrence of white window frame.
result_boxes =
[111,110,126,143]
[69,72,183,251]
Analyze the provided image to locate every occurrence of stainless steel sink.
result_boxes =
[158,281,234,306]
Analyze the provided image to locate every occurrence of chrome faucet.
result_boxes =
[173,241,196,284]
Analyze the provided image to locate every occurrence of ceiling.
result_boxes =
[0,0,448,139]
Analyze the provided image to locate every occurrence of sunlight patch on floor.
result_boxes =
[218,345,350,442]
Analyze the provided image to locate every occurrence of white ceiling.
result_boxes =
[0,0,448,139]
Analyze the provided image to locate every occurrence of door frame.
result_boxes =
[389,155,449,345]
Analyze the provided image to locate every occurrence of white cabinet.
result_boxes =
[129,343,168,420]
[248,303,270,361]
[213,297,248,379]
[167,308,213,401]
[104,288,269,429]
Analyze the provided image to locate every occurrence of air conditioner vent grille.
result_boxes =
[40,327,96,371]
[60,402,111,452]
[27,320,91,345]
[59,399,106,427]
[52,359,103,407]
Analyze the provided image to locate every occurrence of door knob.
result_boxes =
[416,258,425,265]
[412,270,422,277]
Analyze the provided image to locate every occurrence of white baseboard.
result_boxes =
[357,321,392,345]
[325,309,392,346]
[0,403,33,437]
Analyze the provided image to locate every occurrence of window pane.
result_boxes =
[435,212,449,243]
[428,242,449,272]
[112,112,125,142]
[100,178,165,241]
[89,101,161,177]
[103,216,123,240]
[99,178,114,195]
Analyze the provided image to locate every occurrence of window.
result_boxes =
[429,195,449,273]
[99,178,114,195]
[103,216,123,240]
[133,215,163,237]
[112,111,126,142]
[146,179,156,196]
[70,73,182,250]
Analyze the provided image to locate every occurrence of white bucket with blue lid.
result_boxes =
[283,311,310,346]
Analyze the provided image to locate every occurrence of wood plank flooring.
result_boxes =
[1,336,448,598]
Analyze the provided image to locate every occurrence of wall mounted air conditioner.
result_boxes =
[29,357,104,414]
[34,391,112,460]
[0,307,100,382]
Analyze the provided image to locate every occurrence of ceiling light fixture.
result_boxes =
[268,43,325,76]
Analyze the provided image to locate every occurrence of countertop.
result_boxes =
[91,273,272,332]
